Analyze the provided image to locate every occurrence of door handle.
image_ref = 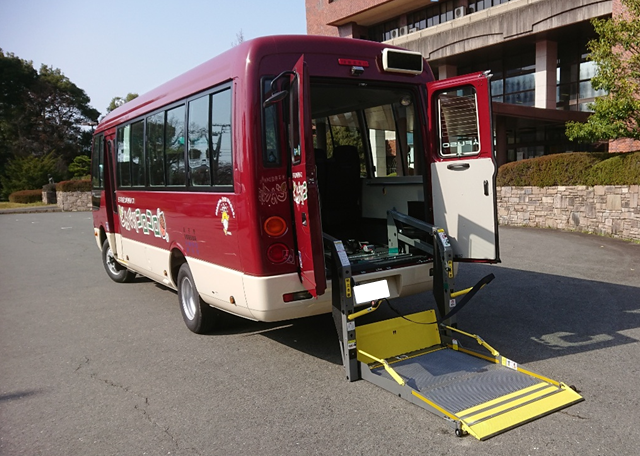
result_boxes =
[484,180,489,196]
[447,163,470,170]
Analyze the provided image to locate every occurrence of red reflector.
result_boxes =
[283,291,313,303]
[267,243,290,264]
[338,59,370,67]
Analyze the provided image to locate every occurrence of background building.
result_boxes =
[306,0,615,165]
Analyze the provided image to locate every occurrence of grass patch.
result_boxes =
[0,201,50,210]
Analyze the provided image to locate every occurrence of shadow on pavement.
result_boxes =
[213,263,640,368]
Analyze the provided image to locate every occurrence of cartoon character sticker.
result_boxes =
[215,197,236,236]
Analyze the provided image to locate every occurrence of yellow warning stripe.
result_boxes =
[515,366,561,387]
[452,345,498,363]
[460,384,559,424]
[462,388,583,440]
[451,346,562,388]
[457,382,550,418]
[358,350,406,386]
[411,390,459,422]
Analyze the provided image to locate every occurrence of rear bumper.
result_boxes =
[243,262,434,322]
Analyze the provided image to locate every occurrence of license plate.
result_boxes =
[353,280,390,304]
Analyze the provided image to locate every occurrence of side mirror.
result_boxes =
[263,90,289,108]
[263,70,295,108]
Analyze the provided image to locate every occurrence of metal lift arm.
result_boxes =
[323,210,583,440]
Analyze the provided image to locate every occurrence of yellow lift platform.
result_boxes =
[323,211,583,440]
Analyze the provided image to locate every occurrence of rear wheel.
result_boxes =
[102,239,135,283]
[177,263,217,334]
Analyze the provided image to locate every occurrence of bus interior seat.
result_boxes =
[322,145,362,238]
[315,148,327,206]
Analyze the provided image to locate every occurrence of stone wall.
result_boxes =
[498,186,640,241]
[52,187,640,241]
[56,191,91,212]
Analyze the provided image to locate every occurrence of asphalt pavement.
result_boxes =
[1,212,639,455]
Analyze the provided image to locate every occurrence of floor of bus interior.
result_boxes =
[325,238,432,275]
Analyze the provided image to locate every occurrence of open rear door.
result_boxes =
[289,56,326,297]
[427,72,499,262]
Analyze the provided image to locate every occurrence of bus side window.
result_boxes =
[147,112,165,186]
[130,120,145,187]
[117,126,131,187]
[188,95,211,186]
[92,135,103,189]
[166,105,186,186]
[211,89,233,187]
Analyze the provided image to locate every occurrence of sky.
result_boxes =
[0,0,307,117]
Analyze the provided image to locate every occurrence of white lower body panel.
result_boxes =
[104,233,434,323]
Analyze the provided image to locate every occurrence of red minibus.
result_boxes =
[91,35,499,333]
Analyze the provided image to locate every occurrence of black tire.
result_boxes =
[177,263,217,334]
[102,239,135,283]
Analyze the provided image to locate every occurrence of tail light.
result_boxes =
[264,216,287,237]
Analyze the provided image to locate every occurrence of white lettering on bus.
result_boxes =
[292,172,304,179]
[442,138,479,149]
[117,196,136,204]
[118,206,169,242]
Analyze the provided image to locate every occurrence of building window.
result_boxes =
[557,51,607,112]
[370,0,514,42]
[460,52,535,107]
[407,10,426,31]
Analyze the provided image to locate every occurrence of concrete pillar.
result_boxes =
[535,40,557,109]
[495,115,508,167]
[438,64,457,80]
[370,130,387,177]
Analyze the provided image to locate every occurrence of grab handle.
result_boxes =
[447,163,470,170]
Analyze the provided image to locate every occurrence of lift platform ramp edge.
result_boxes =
[323,211,583,441]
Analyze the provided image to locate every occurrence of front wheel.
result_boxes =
[102,239,135,283]
[177,263,217,334]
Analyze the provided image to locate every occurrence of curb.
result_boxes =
[0,205,62,215]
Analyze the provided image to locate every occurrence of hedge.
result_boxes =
[9,189,43,204]
[497,152,640,187]
[56,179,91,192]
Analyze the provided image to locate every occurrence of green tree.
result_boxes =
[68,155,91,178]
[566,0,640,142]
[0,50,99,198]
[0,153,62,199]
[106,93,138,113]
[0,50,38,177]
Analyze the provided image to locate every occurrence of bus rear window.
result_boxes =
[311,83,421,178]
[262,78,281,167]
